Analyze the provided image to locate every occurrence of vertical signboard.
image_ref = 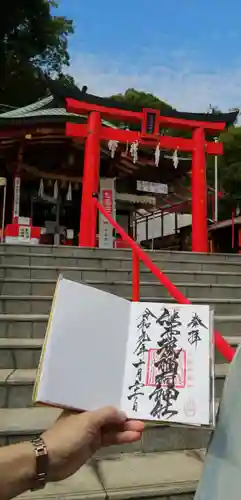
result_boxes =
[13,176,21,219]
[19,226,31,242]
[99,178,116,248]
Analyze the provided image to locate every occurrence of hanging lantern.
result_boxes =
[130,141,139,164]
[66,182,72,201]
[172,149,179,169]
[38,178,44,198]
[155,143,161,167]
[108,140,119,159]
[54,180,58,199]
[47,179,52,188]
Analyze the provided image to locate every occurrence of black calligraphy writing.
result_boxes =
[128,308,155,412]
[187,312,207,347]
[149,308,182,419]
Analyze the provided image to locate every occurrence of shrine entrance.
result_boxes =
[64,92,237,253]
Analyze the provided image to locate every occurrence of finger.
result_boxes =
[102,430,143,447]
[123,420,145,432]
[91,406,127,428]
[102,419,144,433]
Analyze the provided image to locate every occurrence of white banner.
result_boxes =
[13,177,21,218]
[99,178,116,249]
[137,180,168,195]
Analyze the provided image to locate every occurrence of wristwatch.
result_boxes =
[30,437,48,491]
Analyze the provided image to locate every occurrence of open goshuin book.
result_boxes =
[33,277,215,427]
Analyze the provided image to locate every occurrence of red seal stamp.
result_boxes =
[145,348,187,388]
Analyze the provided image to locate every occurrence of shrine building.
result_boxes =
[0,82,237,250]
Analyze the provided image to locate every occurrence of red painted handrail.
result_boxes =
[132,251,140,302]
[94,196,235,363]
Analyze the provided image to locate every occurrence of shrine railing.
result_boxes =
[93,195,235,363]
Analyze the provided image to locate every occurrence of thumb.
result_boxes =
[91,406,127,428]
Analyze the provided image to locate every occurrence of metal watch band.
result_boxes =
[30,436,48,491]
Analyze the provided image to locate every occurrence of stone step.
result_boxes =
[0,295,240,315]
[16,449,202,500]
[82,281,241,301]
[1,264,241,285]
[1,244,241,260]
[2,255,241,275]
[2,244,241,261]
[1,278,241,299]
[0,337,238,370]
[0,338,42,369]
[0,406,212,463]
[0,310,239,338]
[0,364,228,409]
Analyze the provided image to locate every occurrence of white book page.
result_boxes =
[121,302,212,426]
[35,278,131,411]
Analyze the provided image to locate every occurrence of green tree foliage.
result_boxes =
[207,125,241,219]
[109,88,174,131]
[111,88,174,115]
[0,0,74,107]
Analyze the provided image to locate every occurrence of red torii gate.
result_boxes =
[65,96,235,251]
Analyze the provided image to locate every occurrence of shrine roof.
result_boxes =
[48,80,238,127]
[0,94,192,185]
[1,81,238,129]
[0,95,116,129]
[0,82,238,132]
[135,184,218,218]
[209,216,241,231]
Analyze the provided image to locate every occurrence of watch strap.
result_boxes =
[30,436,48,491]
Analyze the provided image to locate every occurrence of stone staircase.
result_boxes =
[0,244,240,499]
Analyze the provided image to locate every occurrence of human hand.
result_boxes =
[41,407,144,482]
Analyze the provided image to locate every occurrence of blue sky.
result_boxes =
[56,0,241,112]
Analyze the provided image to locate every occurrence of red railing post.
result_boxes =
[132,250,140,301]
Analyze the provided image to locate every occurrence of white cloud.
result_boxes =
[69,51,241,113]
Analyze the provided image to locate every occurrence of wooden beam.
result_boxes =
[206,141,223,155]
[66,98,143,123]
[158,135,223,155]
[66,122,88,138]
[66,98,228,131]
[0,128,65,140]
[158,115,226,131]
[67,122,223,156]
[100,127,140,143]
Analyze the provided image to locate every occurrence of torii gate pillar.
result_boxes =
[79,111,101,247]
[192,127,208,253]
